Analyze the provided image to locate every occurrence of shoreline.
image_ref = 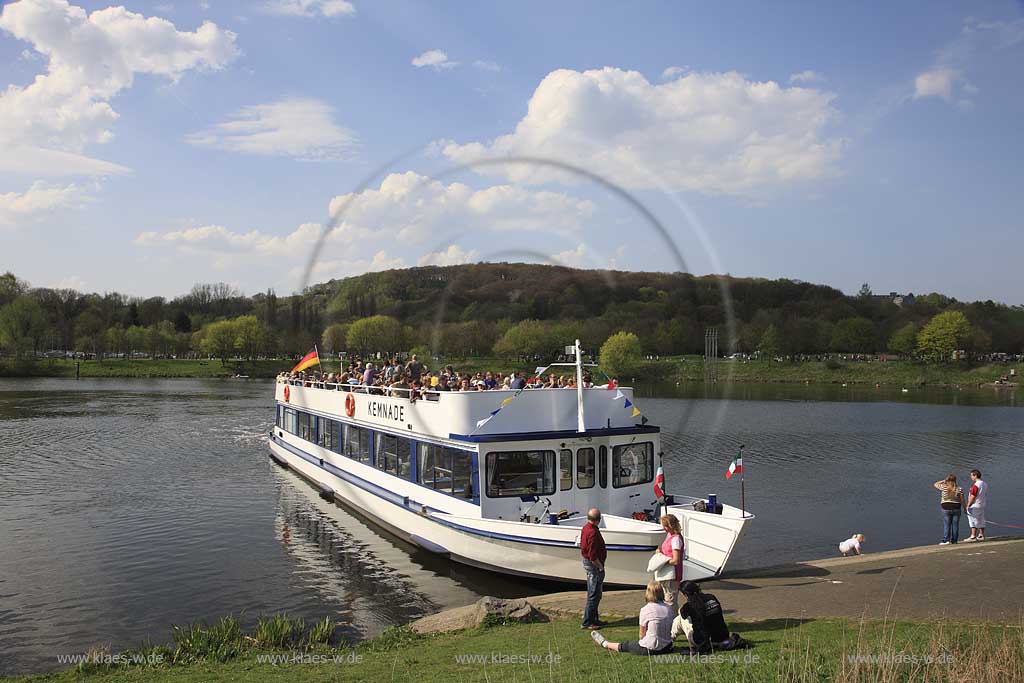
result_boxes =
[6,538,1021,681]
[1,357,1020,388]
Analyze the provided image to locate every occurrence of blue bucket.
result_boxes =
[707,493,717,509]
[547,512,559,525]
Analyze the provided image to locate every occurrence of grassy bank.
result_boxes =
[5,614,1021,683]
[447,356,1020,388]
[0,358,292,379]
[0,356,1019,387]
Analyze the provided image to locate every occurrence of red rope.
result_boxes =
[986,520,1024,529]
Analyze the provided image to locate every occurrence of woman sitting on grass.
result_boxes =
[672,580,736,653]
[590,580,674,656]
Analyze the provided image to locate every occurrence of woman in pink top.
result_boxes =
[659,514,684,606]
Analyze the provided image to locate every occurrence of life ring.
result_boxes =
[284,385,290,403]
[345,393,356,417]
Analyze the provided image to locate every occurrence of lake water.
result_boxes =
[1,378,1021,674]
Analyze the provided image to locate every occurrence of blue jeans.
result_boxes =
[582,559,605,626]
[942,508,961,543]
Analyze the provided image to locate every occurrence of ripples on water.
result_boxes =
[0,378,1021,675]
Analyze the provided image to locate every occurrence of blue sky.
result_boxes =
[1,0,1022,304]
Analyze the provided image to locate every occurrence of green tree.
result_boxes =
[830,317,877,353]
[322,323,348,354]
[200,319,238,364]
[599,331,642,378]
[888,323,918,357]
[0,272,29,307]
[346,315,404,354]
[916,311,972,362]
[126,325,146,356]
[492,319,559,359]
[0,296,47,359]
[758,324,781,362]
[105,326,128,358]
[234,315,265,360]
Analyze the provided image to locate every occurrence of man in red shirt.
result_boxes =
[580,507,607,629]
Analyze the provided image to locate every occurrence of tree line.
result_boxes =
[1,265,1022,365]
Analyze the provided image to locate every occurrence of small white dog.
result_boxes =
[838,533,865,556]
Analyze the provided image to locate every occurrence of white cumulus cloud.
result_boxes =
[412,49,457,70]
[913,67,961,102]
[133,172,595,286]
[0,0,239,177]
[326,171,594,243]
[259,0,355,18]
[438,67,843,197]
[185,98,356,160]
[417,244,479,266]
[661,65,687,80]
[0,181,85,227]
[789,70,825,84]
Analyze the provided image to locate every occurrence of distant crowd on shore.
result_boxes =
[277,353,604,400]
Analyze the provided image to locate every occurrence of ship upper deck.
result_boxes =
[275,379,653,443]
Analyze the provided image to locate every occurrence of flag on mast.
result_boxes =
[653,465,665,499]
[291,349,320,374]
[726,450,743,480]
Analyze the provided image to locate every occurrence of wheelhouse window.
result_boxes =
[576,447,595,489]
[486,450,555,498]
[420,444,474,499]
[298,412,314,441]
[318,418,339,452]
[559,449,573,491]
[343,424,370,464]
[599,445,608,488]
[375,432,411,479]
[283,408,298,435]
[612,442,655,488]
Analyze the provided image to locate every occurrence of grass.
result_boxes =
[4,615,1021,683]
[0,358,291,379]
[1,355,1019,387]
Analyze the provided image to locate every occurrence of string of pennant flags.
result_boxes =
[472,387,526,432]
[611,385,649,425]
[471,377,648,434]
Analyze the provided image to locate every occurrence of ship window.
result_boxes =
[283,408,298,435]
[559,449,573,491]
[298,412,314,441]
[576,447,595,489]
[599,445,608,489]
[375,432,411,479]
[343,424,370,464]
[276,406,283,428]
[612,442,655,488]
[486,451,555,498]
[420,444,474,499]
[318,418,339,452]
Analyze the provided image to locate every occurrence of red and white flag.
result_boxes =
[726,451,743,480]
[653,465,665,498]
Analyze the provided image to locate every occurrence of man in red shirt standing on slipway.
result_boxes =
[580,508,607,629]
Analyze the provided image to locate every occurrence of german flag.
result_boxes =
[290,349,320,374]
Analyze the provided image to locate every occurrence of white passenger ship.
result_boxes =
[268,342,753,586]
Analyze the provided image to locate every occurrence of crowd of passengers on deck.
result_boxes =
[277,353,605,400]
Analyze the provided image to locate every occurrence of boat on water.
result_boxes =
[267,341,753,586]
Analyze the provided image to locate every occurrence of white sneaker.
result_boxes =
[964,537,977,542]
[939,541,950,545]
[591,630,607,647]
[978,536,986,541]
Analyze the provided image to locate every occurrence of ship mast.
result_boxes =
[574,338,585,432]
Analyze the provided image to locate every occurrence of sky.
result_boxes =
[1,0,1022,304]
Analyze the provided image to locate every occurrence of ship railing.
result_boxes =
[277,377,448,400]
